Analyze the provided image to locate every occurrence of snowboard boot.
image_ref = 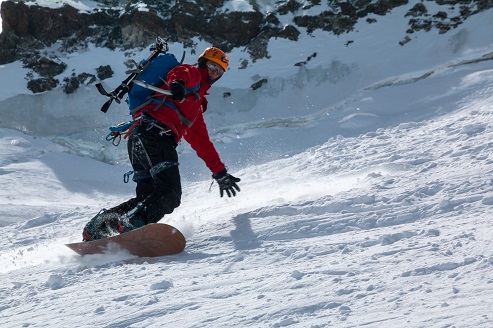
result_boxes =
[82,209,120,241]
[112,202,146,234]
[116,215,146,234]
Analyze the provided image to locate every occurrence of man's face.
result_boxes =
[206,61,225,80]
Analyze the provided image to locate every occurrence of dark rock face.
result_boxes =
[0,0,491,93]
[27,77,58,93]
[402,0,493,36]
[25,56,66,77]
[23,57,66,93]
[96,65,113,80]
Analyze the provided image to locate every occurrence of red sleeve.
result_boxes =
[183,111,225,174]
[166,64,202,90]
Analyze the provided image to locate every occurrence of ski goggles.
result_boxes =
[206,61,225,76]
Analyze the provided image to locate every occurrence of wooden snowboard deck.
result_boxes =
[66,223,186,257]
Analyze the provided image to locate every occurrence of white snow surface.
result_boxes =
[1,2,493,327]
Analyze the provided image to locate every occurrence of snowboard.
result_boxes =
[65,223,186,257]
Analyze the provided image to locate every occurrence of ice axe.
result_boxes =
[95,37,169,113]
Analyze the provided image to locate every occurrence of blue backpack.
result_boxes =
[127,53,180,112]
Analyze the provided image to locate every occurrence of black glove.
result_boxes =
[213,169,241,197]
[169,80,186,100]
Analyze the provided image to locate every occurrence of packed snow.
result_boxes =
[1,1,493,327]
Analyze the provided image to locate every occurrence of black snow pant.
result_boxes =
[108,119,182,224]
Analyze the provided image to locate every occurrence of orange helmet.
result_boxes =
[198,47,229,71]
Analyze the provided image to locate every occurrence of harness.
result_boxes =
[123,161,178,183]
[121,118,179,183]
[106,115,172,146]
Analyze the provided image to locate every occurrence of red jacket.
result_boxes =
[134,64,225,174]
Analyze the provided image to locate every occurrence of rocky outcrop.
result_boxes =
[0,0,491,93]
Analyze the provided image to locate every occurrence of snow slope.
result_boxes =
[1,2,493,327]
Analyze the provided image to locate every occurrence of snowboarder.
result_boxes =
[83,47,241,241]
